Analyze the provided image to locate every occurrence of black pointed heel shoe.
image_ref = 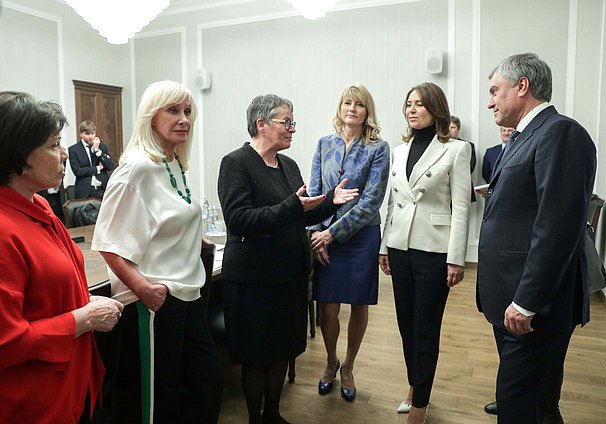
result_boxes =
[339,367,356,401]
[318,360,340,395]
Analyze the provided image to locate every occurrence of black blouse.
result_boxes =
[406,126,436,179]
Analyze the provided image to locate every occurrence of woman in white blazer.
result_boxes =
[379,82,470,424]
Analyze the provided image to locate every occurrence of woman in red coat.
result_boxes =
[0,91,123,424]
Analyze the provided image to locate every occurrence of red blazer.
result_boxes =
[0,186,104,424]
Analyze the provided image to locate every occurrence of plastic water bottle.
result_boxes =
[208,206,218,233]
[202,195,209,220]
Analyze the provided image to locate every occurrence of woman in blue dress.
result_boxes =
[308,83,390,402]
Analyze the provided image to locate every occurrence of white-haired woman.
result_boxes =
[92,80,223,423]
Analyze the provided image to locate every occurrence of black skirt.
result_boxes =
[223,273,309,364]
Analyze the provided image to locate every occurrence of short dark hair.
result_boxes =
[450,115,461,130]
[246,94,293,138]
[0,91,67,185]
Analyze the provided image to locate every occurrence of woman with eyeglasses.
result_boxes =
[308,83,390,402]
[217,94,359,424]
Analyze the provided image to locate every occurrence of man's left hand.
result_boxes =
[504,304,534,335]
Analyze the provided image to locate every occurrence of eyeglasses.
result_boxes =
[271,119,296,130]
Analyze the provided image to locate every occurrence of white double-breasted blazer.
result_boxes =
[380,136,471,266]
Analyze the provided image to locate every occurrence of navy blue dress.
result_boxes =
[308,135,390,305]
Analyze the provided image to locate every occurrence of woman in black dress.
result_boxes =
[217,94,358,424]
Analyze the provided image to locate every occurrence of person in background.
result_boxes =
[92,81,223,423]
[477,53,596,423]
[68,120,114,199]
[0,91,123,424]
[379,82,471,424]
[449,115,477,202]
[36,172,67,223]
[308,83,390,402]
[218,94,359,424]
[482,126,514,183]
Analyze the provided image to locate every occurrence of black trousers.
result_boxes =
[493,325,572,424]
[388,248,449,408]
[111,294,223,424]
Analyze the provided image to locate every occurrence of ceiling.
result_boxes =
[162,0,410,16]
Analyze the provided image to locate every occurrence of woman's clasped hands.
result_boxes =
[307,179,359,266]
[73,295,124,337]
[311,230,333,266]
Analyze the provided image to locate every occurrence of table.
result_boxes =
[67,225,223,292]
[67,225,109,291]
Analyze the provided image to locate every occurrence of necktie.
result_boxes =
[86,144,94,166]
[502,130,520,157]
[491,130,520,179]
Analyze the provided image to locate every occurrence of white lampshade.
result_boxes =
[65,0,170,44]
[287,0,342,20]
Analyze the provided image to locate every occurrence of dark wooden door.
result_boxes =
[73,80,123,160]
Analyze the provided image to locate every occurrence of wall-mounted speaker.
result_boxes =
[195,68,212,90]
[425,48,443,74]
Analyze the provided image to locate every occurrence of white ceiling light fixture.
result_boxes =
[64,0,170,44]
[287,0,342,20]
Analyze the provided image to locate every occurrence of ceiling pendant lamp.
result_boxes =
[65,0,170,44]
[287,0,342,20]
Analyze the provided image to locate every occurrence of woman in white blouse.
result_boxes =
[92,81,222,424]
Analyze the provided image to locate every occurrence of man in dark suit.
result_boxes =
[482,126,514,183]
[477,53,596,423]
[37,179,67,224]
[449,115,477,202]
[68,120,114,199]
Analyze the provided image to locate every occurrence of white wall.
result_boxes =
[199,1,448,209]
[2,0,605,263]
[0,0,132,186]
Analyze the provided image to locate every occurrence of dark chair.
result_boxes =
[65,184,75,200]
[62,197,101,228]
[588,194,604,231]
[287,267,317,383]
[200,241,216,319]
[203,243,226,338]
[587,195,606,294]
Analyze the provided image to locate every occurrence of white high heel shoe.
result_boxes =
[397,400,412,413]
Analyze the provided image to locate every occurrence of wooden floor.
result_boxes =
[216,265,606,423]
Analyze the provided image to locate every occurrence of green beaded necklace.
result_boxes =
[162,153,192,204]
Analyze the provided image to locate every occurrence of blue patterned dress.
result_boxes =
[308,134,390,304]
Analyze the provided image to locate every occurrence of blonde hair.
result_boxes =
[78,120,96,134]
[332,83,381,144]
[120,80,197,170]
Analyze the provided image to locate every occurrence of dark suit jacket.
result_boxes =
[482,144,502,183]
[36,184,67,224]
[217,143,339,284]
[68,141,114,198]
[477,106,596,331]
